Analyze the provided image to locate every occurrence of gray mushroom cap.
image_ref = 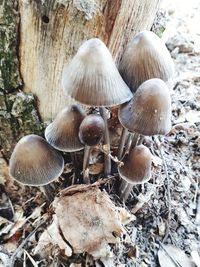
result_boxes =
[119,30,174,92]
[118,144,152,184]
[62,38,133,107]
[119,78,172,136]
[45,105,86,152]
[79,114,105,146]
[9,134,64,186]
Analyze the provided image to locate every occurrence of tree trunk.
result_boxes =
[0,0,160,159]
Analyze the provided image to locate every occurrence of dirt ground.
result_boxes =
[0,1,200,266]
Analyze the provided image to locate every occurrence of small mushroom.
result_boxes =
[9,134,64,203]
[62,38,133,176]
[118,78,171,200]
[119,30,174,92]
[45,105,86,182]
[118,145,152,201]
[79,114,105,183]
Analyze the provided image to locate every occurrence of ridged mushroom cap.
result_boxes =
[119,30,174,92]
[79,114,105,146]
[118,144,151,184]
[9,134,64,186]
[119,78,171,136]
[62,38,133,106]
[45,105,86,152]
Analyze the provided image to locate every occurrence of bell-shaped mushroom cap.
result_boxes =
[62,38,133,107]
[9,134,64,186]
[118,144,151,184]
[45,105,86,152]
[79,114,105,146]
[119,78,171,136]
[119,30,174,92]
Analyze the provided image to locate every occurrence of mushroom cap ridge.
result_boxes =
[119,30,174,92]
[62,38,133,107]
[45,105,86,152]
[119,78,172,136]
[9,134,64,186]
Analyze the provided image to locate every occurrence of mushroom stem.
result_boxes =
[118,132,140,201]
[40,185,54,204]
[122,184,134,202]
[118,128,128,160]
[122,133,133,158]
[83,145,91,184]
[99,107,111,176]
[71,152,80,184]
[130,132,140,148]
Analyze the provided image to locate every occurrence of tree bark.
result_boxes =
[0,0,160,159]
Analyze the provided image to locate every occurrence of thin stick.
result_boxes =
[118,128,128,160]
[83,145,91,184]
[71,152,80,183]
[154,136,172,242]
[99,107,111,176]
[10,221,45,267]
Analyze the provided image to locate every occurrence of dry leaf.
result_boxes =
[158,244,194,267]
[34,215,72,257]
[54,184,130,259]
[89,163,104,175]
[36,183,133,261]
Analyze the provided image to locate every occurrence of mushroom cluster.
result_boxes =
[9,31,174,204]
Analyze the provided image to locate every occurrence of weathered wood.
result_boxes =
[19,0,160,120]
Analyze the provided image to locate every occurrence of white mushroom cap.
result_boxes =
[9,134,64,186]
[119,30,174,92]
[62,38,133,106]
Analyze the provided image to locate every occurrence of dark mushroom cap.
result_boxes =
[118,144,151,184]
[62,38,133,107]
[119,30,174,92]
[9,134,64,186]
[45,105,86,152]
[119,78,171,136]
[79,114,105,146]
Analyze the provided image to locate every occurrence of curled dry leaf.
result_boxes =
[158,244,195,267]
[34,215,72,258]
[35,183,133,260]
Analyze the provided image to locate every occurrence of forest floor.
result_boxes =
[0,0,200,267]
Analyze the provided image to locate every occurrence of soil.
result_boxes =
[0,1,200,267]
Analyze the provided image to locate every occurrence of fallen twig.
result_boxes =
[100,144,124,167]
[10,220,46,267]
[154,136,172,242]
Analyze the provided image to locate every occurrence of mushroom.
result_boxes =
[45,105,86,182]
[118,78,171,200]
[118,145,152,201]
[117,30,174,159]
[119,30,174,92]
[62,38,132,176]
[79,114,105,184]
[9,134,64,203]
